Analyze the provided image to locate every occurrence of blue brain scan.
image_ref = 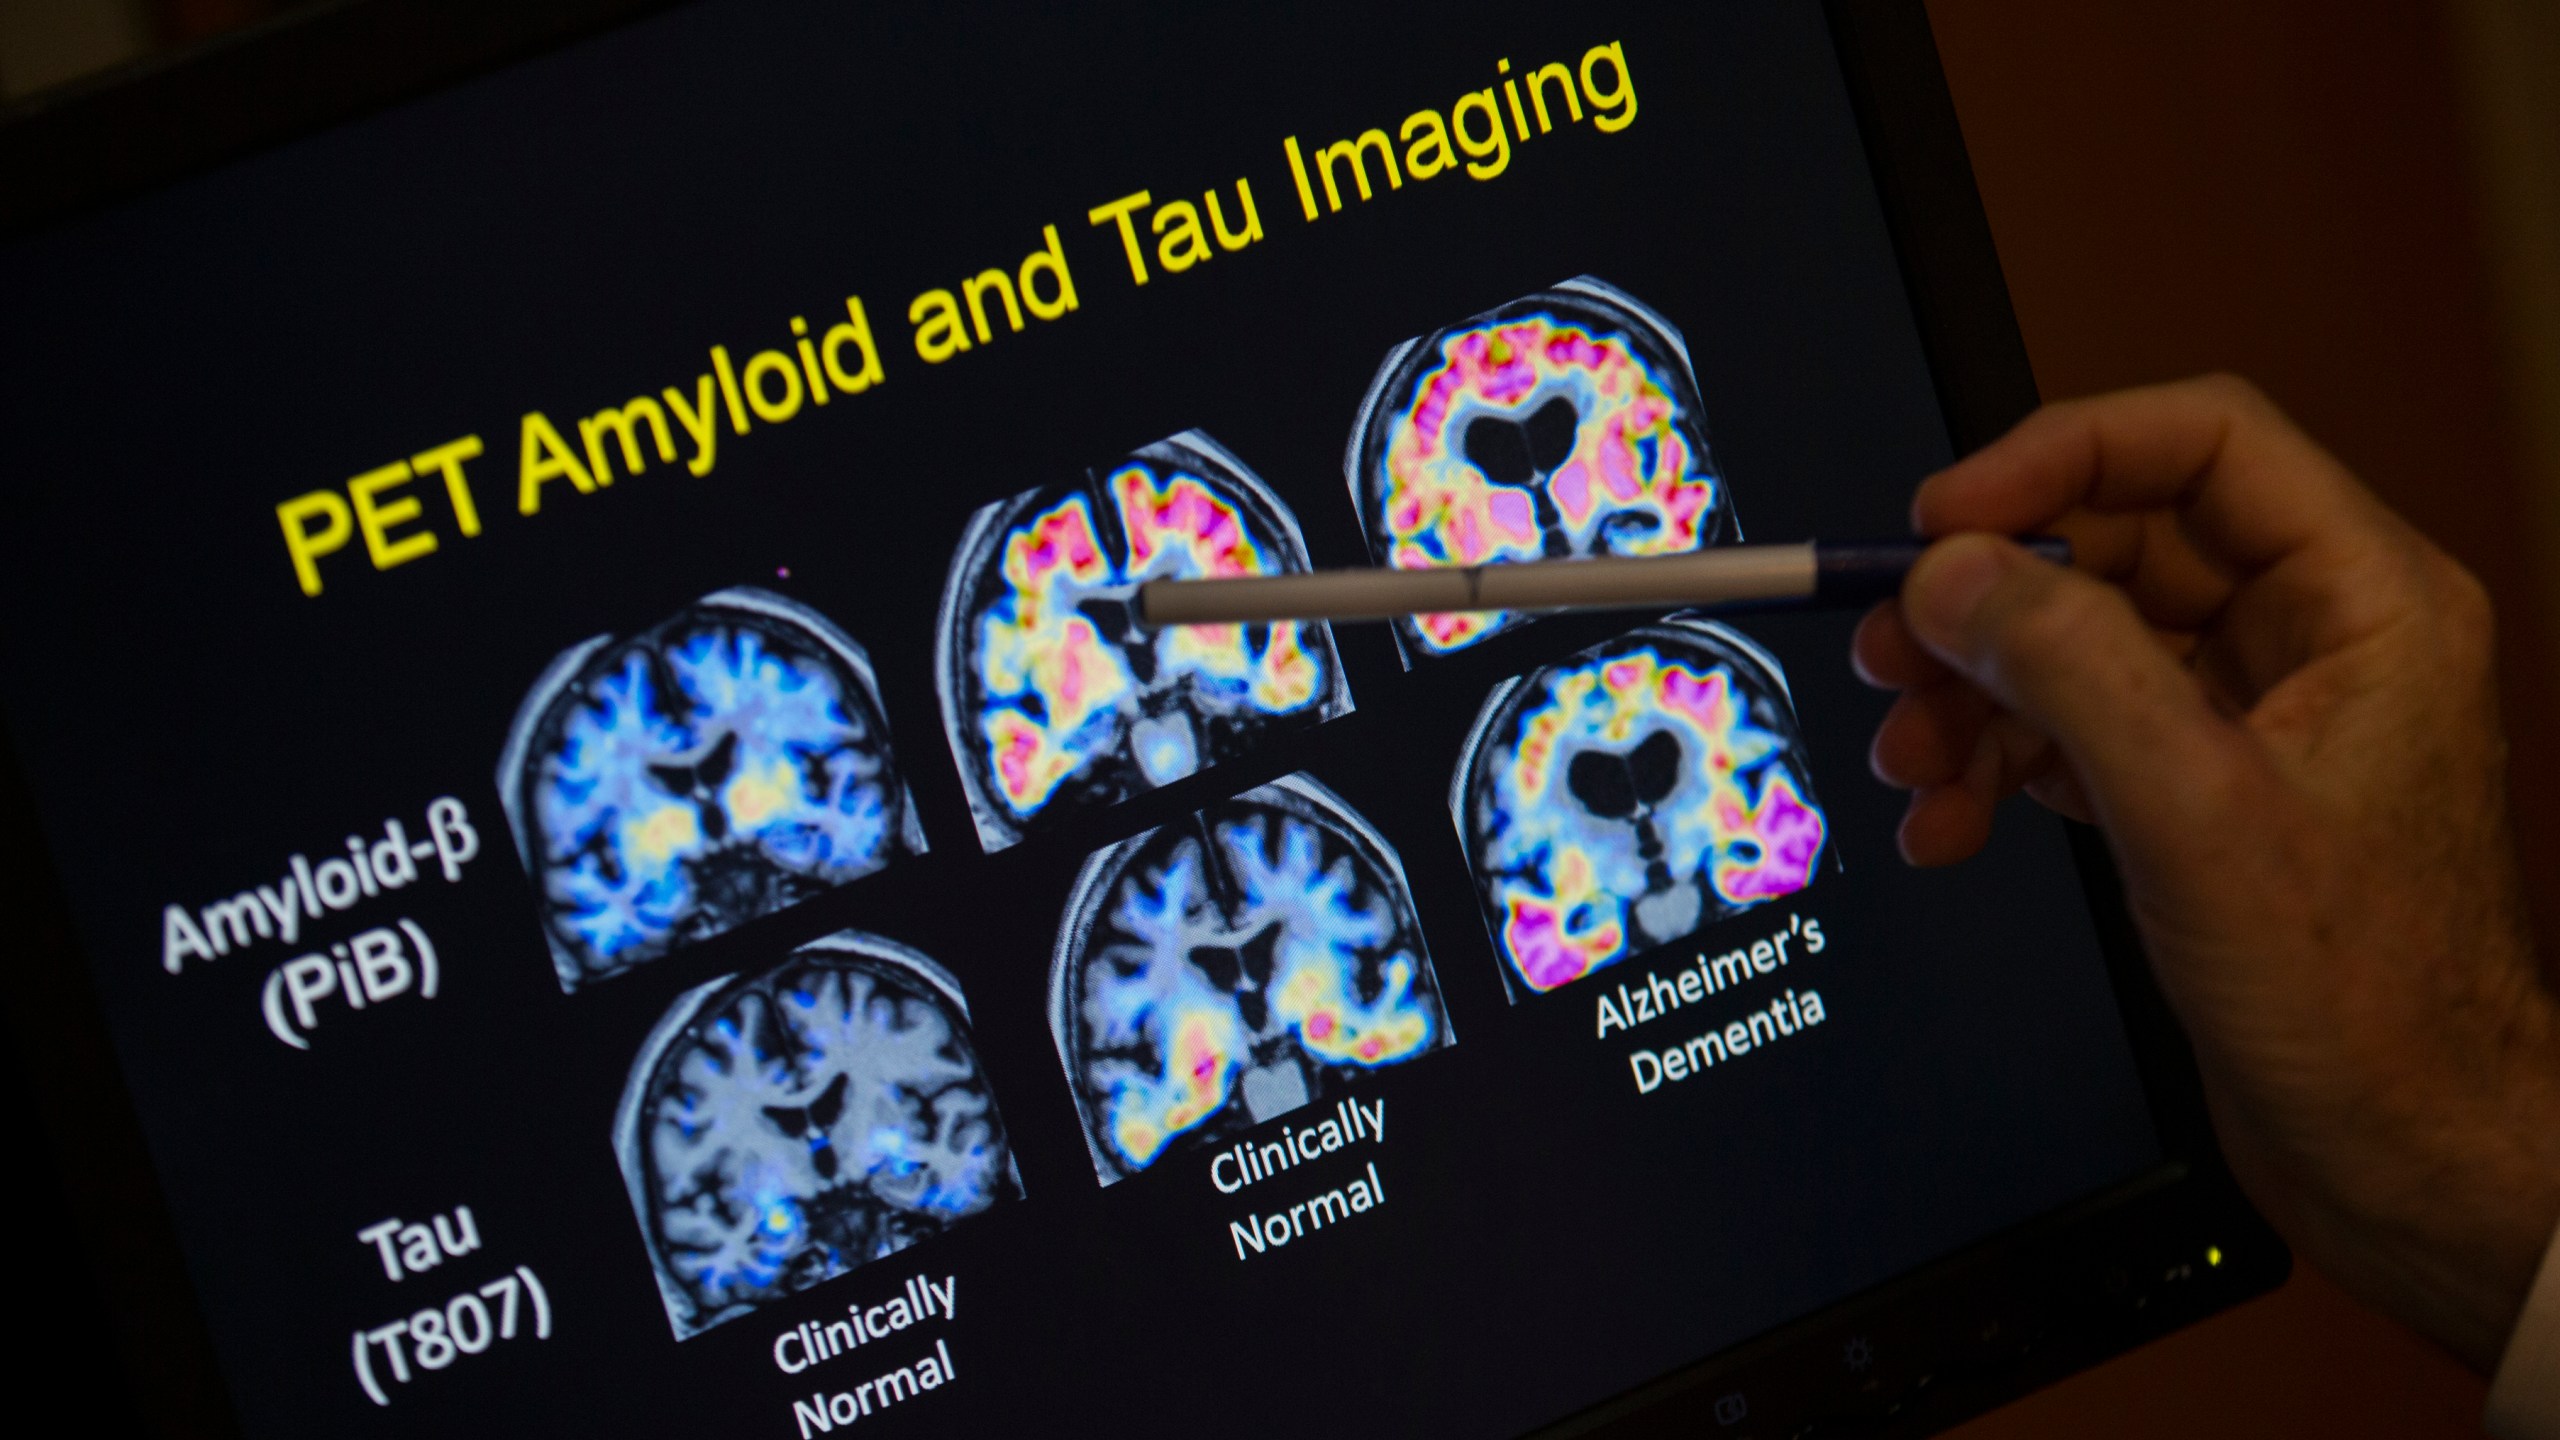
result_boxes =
[1050,774,1452,1185]
[1345,277,1738,664]
[499,589,927,992]
[934,430,1353,853]
[615,931,1021,1340]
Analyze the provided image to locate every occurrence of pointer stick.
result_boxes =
[1135,538,2071,628]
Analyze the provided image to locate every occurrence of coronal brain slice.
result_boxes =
[500,589,926,992]
[1455,619,1827,999]
[937,431,1353,852]
[1346,277,1738,660]
[616,932,1021,1340]
[1051,774,1451,1184]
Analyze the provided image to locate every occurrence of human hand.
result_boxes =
[1854,375,2560,1370]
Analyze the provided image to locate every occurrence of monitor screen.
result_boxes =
[0,2,2162,1434]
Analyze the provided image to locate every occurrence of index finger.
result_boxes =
[1912,375,2405,578]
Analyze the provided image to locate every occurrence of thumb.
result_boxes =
[1900,534,2238,837]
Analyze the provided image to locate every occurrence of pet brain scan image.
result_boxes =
[615,931,1021,1339]
[936,431,1353,852]
[1345,276,1738,662]
[499,589,926,992]
[1455,619,1827,1000]
[1051,774,1451,1184]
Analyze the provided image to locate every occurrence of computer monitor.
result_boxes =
[0,3,2284,1435]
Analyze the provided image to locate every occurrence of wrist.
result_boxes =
[2368,1007,2560,1371]
[2490,1217,2560,1435]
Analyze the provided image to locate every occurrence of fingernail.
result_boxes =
[1902,535,2011,651]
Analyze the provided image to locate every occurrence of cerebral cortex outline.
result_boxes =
[1049,774,1451,1184]
[1346,277,1737,660]
[936,431,1352,852]
[614,932,1021,1340]
[1454,619,1827,999]
[500,589,927,992]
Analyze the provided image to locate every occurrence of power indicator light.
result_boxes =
[2206,1246,2224,1267]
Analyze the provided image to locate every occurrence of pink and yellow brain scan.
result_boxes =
[499,589,928,993]
[1452,619,1828,1000]
[1345,277,1738,663]
[1048,774,1452,1184]
[936,431,1353,852]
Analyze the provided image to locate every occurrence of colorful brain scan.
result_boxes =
[1050,773,1451,1184]
[499,589,927,992]
[1453,619,1827,999]
[615,931,1021,1339]
[936,431,1353,852]
[1345,277,1737,662]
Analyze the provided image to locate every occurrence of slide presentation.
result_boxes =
[0,2,2161,1435]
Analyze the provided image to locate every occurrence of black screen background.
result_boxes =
[0,2,2159,1435]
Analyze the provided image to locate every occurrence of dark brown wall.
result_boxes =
[1926,2,2547,1434]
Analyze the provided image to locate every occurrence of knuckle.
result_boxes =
[2190,371,2270,411]
[2439,553,2494,622]
[2428,553,2499,658]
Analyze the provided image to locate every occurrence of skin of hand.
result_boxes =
[1854,374,2560,1371]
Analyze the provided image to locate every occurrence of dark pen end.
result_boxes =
[2020,534,2073,569]
[1814,534,2073,607]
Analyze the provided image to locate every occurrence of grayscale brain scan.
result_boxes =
[614,930,1021,1340]
[1050,773,1452,1185]
[934,431,1353,852]
[498,588,927,992]
[1345,276,1738,662]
